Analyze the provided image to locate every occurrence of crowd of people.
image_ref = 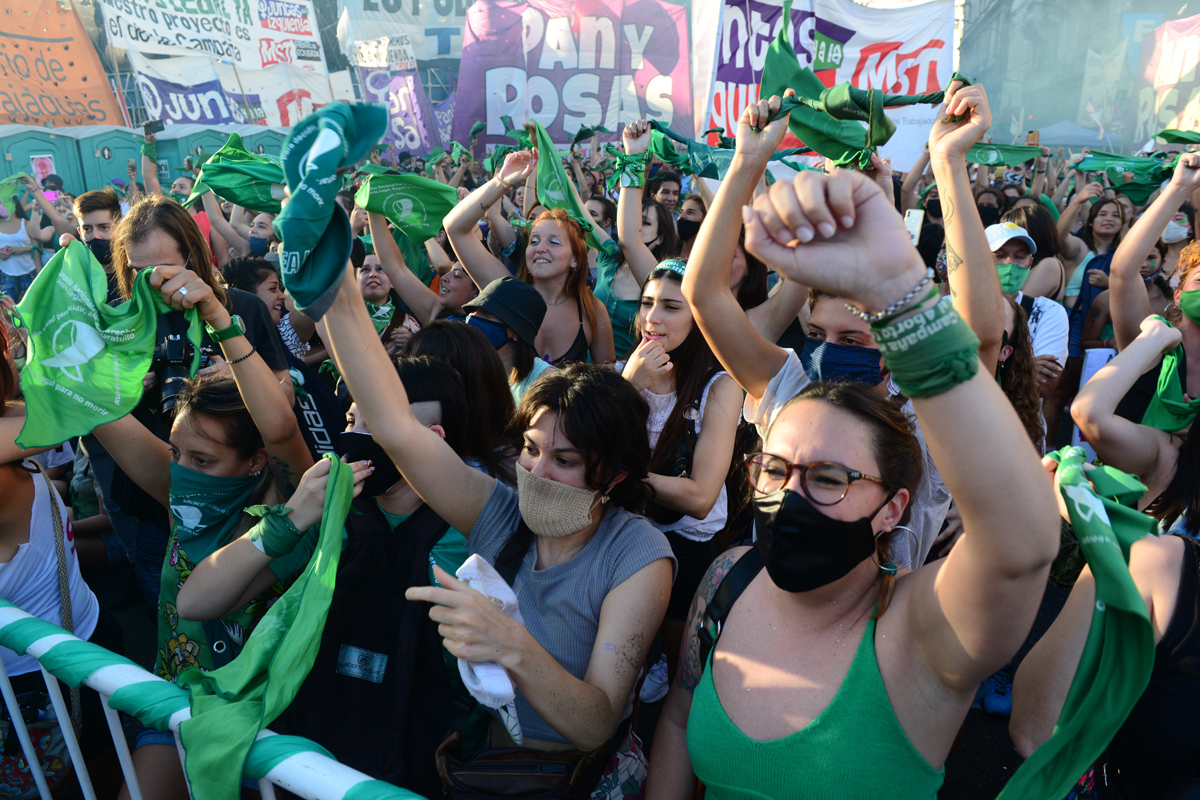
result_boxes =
[1,77,1199,800]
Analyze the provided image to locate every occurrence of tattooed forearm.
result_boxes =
[678,549,743,692]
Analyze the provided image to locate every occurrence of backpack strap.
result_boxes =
[696,547,764,676]
[1019,292,1035,319]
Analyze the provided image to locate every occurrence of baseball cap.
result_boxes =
[985,222,1037,256]
[463,277,546,348]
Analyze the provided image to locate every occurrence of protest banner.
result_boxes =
[0,0,124,126]
[357,66,442,155]
[98,0,327,73]
[337,0,472,63]
[1134,14,1200,145]
[131,53,333,127]
[449,0,692,146]
[705,0,953,170]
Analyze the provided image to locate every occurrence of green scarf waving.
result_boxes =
[275,103,388,321]
[186,133,286,214]
[0,173,31,217]
[531,120,601,250]
[10,241,201,448]
[354,173,458,245]
[966,143,1042,167]
[175,454,355,800]
[998,447,1157,799]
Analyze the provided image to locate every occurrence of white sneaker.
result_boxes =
[639,655,670,703]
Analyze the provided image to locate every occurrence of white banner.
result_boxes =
[336,0,471,63]
[99,0,327,73]
[813,0,954,171]
[130,52,335,127]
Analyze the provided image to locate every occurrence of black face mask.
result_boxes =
[676,217,702,241]
[924,199,942,219]
[336,431,402,498]
[977,206,1001,227]
[753,488,891,593]
[86,238,112,266]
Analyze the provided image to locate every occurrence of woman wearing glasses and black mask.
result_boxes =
[647,89,1060,800]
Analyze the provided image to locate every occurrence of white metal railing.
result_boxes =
[0,602,425,800]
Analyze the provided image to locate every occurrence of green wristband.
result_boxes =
[246,504,308,559]
[141,142,157,162]
[872,296,980,398]
[605,147,648,190]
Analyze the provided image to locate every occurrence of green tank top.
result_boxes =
[686,613,944,800]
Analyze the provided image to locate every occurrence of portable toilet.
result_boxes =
[151,123,227,185]
[241,127,289,158]
[0,124,85,195]
[57,125,143,193]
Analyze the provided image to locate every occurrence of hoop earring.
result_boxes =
[870,526,920,574]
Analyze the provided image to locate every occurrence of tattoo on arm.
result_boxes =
[678,549,743,693]
[268,456,296,495]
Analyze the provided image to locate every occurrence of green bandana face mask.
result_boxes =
[1179,288,1200,325]
[170,191,190,206]
[168,461,261,550]
[365,300,394,334]
[996,262,1032,294]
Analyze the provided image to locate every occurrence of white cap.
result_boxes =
[985,222,1037,256]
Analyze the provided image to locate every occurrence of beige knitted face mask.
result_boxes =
[515,463,605,538]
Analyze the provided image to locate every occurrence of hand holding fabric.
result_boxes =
[928,81,992,162]
[1140,314,1183,353]
[1168,151,1200,193]
[407,565,531,670]
[735,93,795,165]
[285,457,372,531]
[496,149,537,188]
[623,119,652,155]
[149,263,225,324]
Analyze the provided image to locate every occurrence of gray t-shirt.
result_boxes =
[469,480,676,744]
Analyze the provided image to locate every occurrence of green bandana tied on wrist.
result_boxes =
[1141,314,1200,433]
[761,0,968,170]
[246,504,310,559]
[998,447,1157,800]
[605,148,650,189]
[141,141,157,162]
[185,133,286,214]
[176,454,355,800]
[10,241,201,448]
[354,173,458,245]
[275,102,388,321]
[871,296,980,398]
[966,143,1043,167]
[531,120,602,250]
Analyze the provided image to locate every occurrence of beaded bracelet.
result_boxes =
[845,268,935,323]
[227,345,257,366]
[871,295,980,398]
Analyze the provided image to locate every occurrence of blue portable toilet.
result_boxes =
[241,127,289,158]
[57,126,143,193]
[0,124,85,195]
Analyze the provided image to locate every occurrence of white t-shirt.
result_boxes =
[1015,292,1069,366]
[0,220,36,277]
[0,463,99,675]
[745,351,950,568]
[31,441,74,472]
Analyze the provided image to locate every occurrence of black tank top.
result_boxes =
[548,299,589,366]
[1106,534,1200,799]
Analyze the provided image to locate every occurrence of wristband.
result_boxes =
[872,296,980,398]
[141,142,157,162]
[246,504,309,558]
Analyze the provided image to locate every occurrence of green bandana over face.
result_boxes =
[761,0,965,169]
[175,454,355,800]
[365,300,395,334]
[354,173,458,246]
[11,241,201,449]
[996,262,1032,294]
[186,133,286,214]
[966,143,1042,167]
[998,447,1156,800]
[170,191,191,206]
[531,120,601,250]
[275,102,388,321]
[0,172,30,217]
[1141,317,1200,433]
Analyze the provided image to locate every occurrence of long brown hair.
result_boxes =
[769,382,923,617]
[1079,197,1125,254]
[1000,296,1045,451]
[0,323,13,413]
[111,195,227,305]
[518,208,600,350]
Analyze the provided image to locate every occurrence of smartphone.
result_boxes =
[143,119,165,134]
[1025,130,1039,146]
[127,158,136,169]
[903,209,925,246]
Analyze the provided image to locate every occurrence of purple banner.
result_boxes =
[450,0,693,146]
[432,90,456,150]
[135,74,239,125]
[358,66,440,156]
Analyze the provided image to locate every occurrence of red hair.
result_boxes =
[519,208,600,348]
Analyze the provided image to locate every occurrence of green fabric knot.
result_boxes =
[604,147,649,190]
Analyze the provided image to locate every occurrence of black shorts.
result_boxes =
[665,531,716,622]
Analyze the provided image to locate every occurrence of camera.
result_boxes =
[151,334,215,417]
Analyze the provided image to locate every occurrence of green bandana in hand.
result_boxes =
[571,124,612,147]
[0,172,30,216]
[469,120,487,141]
[483,144,515,175]
[175,454,355,800]
[531,120,601,250]
[354,173,458,246]
[11,241,201,449]
[649,121,811,180]
[996,263,1032,294]
[966,143,1042,167]
[998,447,1156,800]
[501,116,533,150]
[1157,129,1200,145]
[356,163,392,178]
[275,103,388,321]
[450,141,470,164]
[427,147,447,168]
[186,133,286,214]
[1142,342,1200,433]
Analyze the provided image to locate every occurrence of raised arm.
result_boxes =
[681,95,796,400]
[202,192,250,255]
[445,151,536,291]
[614,120,661,285]
[484,198,517,253]
[900,146,930,212]
[746,276,809,345]
[1111,154,1200,349]
[322,265,494,534]
[926,82,1005,373]
[1057,182,1102,264]
[369,212,447,326]
[1071,317,1180,482]
[17,177,72,237]
[743,167,1060,696]
[142,132,162,197]
[1030,147,1050,198]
